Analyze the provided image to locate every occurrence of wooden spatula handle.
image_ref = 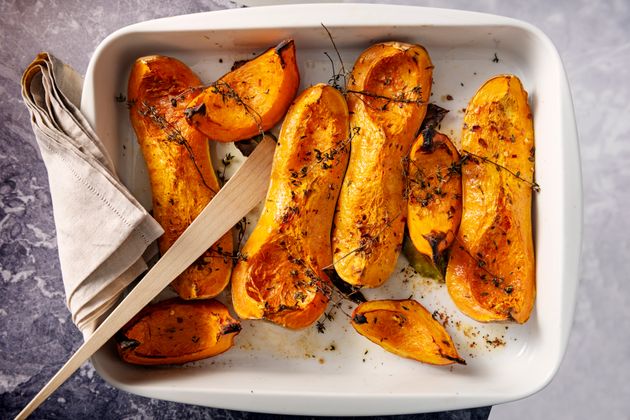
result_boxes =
[15,137,275,419]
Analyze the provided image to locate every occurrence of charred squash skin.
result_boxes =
[332,42,433,288]
[446,75,536,323]
[117,298,241,365]
[407,127,462,274]
[185,40,300,142]
[351,299,465,365]
[128,55,232,299]
[231,84,350,329]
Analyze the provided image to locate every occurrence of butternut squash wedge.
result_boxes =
[231,84,350,329]
[406,127,462,280]
[351,299,465,365]
[446,75,536,323]
[185,40,300,142]
[332,42,433,288]
[128,55,232,299]
[117,298,241,365]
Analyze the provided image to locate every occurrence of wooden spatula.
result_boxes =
[16,136,276,420]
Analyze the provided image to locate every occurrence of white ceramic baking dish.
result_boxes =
[80,4,581,415]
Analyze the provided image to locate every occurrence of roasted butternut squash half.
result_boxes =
[231,84,350,329]
[351,299,465,365]
[185,40,300,142]
[128,55,232,299]
[332,42,433,288]
[406,127,462,280]
[117,298,241,365]
[446,75,536,323]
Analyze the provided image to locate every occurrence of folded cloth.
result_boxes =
[21,53,163,335]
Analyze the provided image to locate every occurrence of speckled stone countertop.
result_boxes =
[1,1,628,419]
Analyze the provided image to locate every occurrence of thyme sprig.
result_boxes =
[128,75,266,149]
[268,241,364,330]
[321,23,347,91]
[198,217,248,266]
[200,247,248,264]
[290,126,360,185]
[137,101,216,194]
[321,24,427,109]
[321,23,347,81]
[346,87,427,108]
[216,152,235,185]
[461,150,540,192]
[207,80,266,138]
[323,209,403,272]
[324,52,345,91]
[234,216,248,254]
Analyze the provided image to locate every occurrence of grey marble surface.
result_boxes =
[0,0,628,420]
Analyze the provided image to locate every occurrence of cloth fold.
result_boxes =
[21,53,163,335]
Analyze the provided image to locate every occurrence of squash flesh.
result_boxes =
[117,298,240,365]
[128,55,232,299]
[231,84,350,329]
[185,40,300,142]
[332,42,433,288]
[406,129,462,277]
[351,299,464,365]
[446,75,536,323]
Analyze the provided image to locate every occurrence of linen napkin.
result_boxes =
[21,53,164,335]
